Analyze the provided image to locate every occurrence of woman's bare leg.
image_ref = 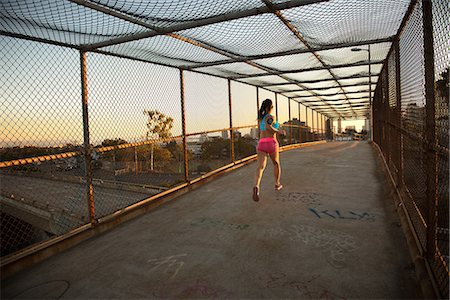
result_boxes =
[254,151,267,188]
[269,150,281,186]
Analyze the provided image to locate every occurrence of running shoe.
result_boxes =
[253,186,259,202]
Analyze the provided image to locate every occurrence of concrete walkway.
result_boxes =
[1,141,419,299]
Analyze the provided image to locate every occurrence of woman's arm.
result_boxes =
[265,115,286,135]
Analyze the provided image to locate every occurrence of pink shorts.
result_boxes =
[257,137,279,154]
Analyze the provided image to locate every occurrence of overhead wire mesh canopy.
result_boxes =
[0,0,412,119]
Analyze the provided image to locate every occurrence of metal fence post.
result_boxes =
[369,44,372,141]
[256,87,260,139]
[322,115,324,140]
[274,93,279,145]
[288,98,292,144]
[422,0,437,261]
[80,51,95,225]
[317,112,320,140]
[312,109,315,141]
[320,113,322,140]
[381,66,385,147]
[275,93,279,121]
[321,114,324,139]
[315,111,318,140]
[256,87,260,118]
[374,85,380,144]
[317,112,319,140]
[228,79,235,162]
[383,65,390,160]
[180,69,189,182]
[386,61,392,164]
[323,115,325,139]
[316,112,322,140]
[317,112,319,139]
[298,102,302,143]
[318,113,321,139]
[395,40,403,186]
[134,146,138,175]
[313,110,319,141]
[306,107,309,141]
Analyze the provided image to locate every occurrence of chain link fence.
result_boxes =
[0,37,88,256]
[372,0,449,297]
[0,38,327,258]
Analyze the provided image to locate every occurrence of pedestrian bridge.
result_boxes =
[0,0,448,298]
[1,141,419,299]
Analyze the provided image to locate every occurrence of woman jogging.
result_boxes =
[253,99,286,202]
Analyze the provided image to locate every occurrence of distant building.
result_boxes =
[250,128,259,139]
[403,103,425,132]
[436,73,449,147]
[345,126,356,132]
[199,133,208,143]
[221,130,228,139]
[187,142,202,158]
[282,118,308,142]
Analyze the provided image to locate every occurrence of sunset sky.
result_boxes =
[1,36,364,148]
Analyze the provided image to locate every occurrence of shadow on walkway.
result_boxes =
[1,141,419,299]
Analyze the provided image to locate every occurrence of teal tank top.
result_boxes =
[259,114,279,131]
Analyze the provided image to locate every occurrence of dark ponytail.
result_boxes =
[258,99,273,120]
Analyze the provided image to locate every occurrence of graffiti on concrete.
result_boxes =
[308,208,376,222]
[191,217,250,231]
[261,273,347,299]
[147,254,186,279]
[275,192,323,206]
[265,225,359,269]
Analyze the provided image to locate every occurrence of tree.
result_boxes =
[165,140,183,161]
[436,70,448,98]
[1,144,82,162]
[137,144,172,171]
[143,110,174,140]
[235,136,256,158]
[100,138,128,165]
[153,146,172,169]
[101,138,128,147]
[201,138,229,160]
[143,110,174,171]
[165,140,194,173]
